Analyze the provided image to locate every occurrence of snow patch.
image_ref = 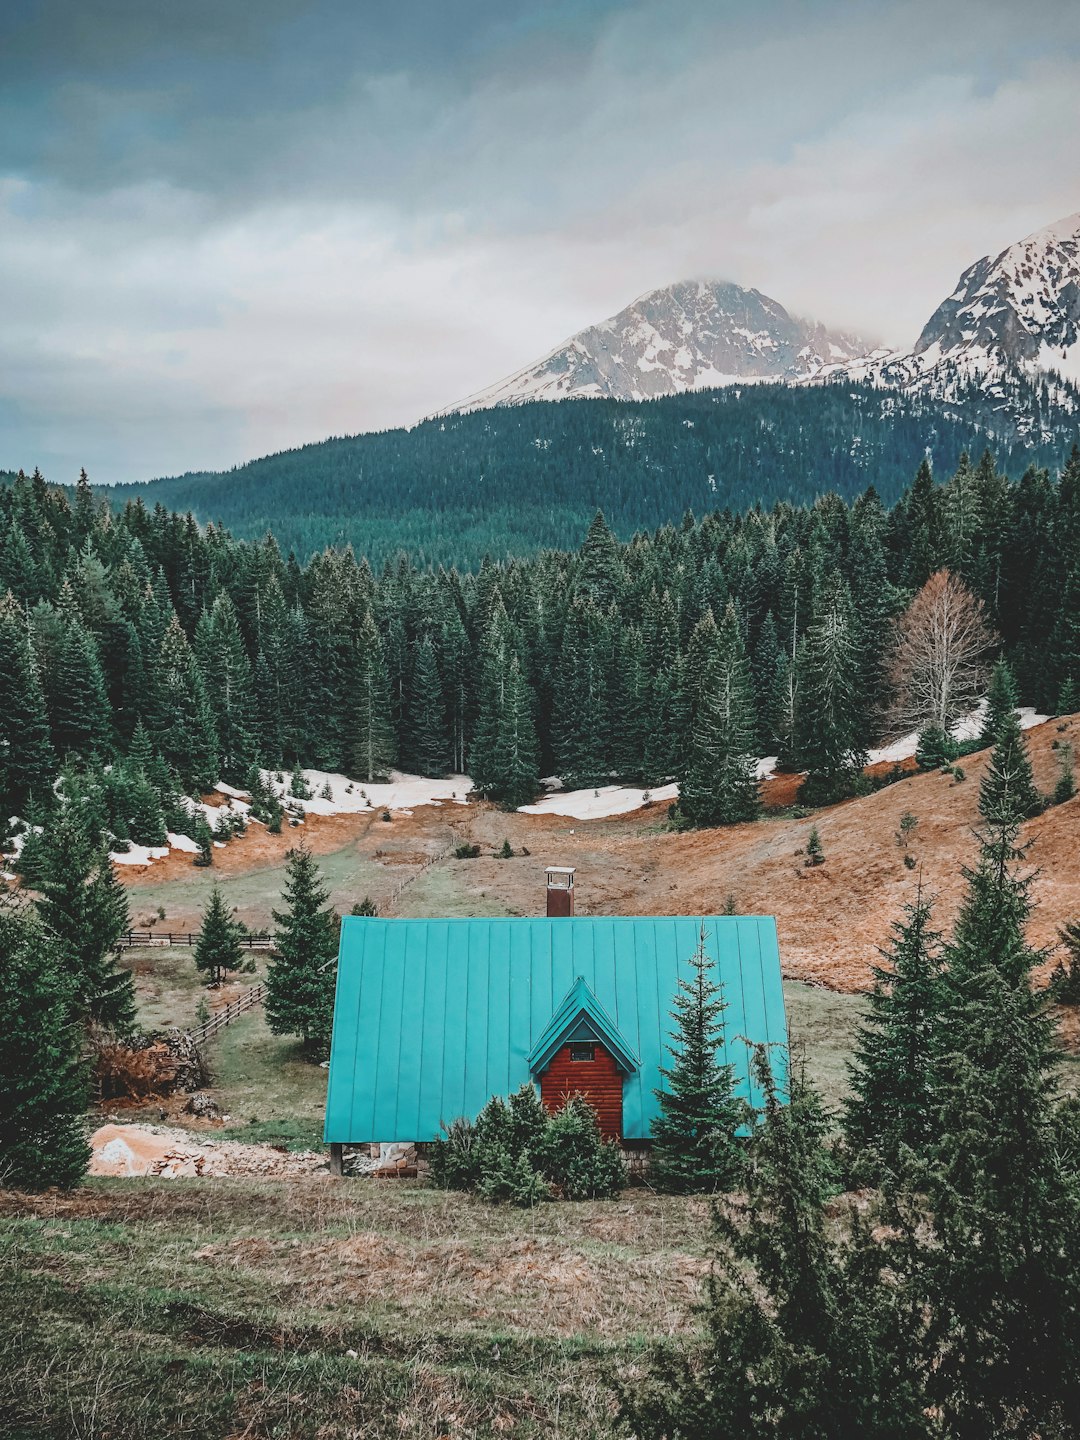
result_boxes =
[519,782,678,820]
[261,768,473,816]
[110,843,170,866]
[869,705,1048,766]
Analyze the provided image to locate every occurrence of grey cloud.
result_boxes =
[1,0,1080,483]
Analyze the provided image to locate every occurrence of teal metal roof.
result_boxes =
[324,915,787,1144]
[528,976,640,1076]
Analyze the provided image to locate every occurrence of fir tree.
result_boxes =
[192,814,214,867]
[621,1048,926,1439]
[794,574,867,804]
[265,844,338,1054]
[193,885,244,985]
[0,895,90,1191]
[151,614,219,791]
[126,766,167,847]
[35,811,136,1034]
[351,610,396,782]
[650,923,745,1193]
[48,617,113,760]
[1048,918,1080,1004]
[478,654,540,808]
[978,706,1043,824]
[403,634,449,777]
[920,818,1080,1436]
[978,657,1019,747]
[843,885,946,1177]
[678,603,759,828]
[0,593,55,814]
[195,593,257,784]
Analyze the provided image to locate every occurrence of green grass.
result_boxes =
[124,841,391,932]
[0,1181,706,1439]
[208,1011,328,1150]
[783,980,868,1113]
[395,861,515,919]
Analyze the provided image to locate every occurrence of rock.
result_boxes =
[184,1091,219,1119]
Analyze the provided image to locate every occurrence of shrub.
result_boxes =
[430,1085,624,1204]
[903,853,917,870]
[805,826,825,866]
[917,725,959,770]
[533,1096,626,1199]
[453,841,481,859]
[497,838,513,859]
[1053,744,1076,805]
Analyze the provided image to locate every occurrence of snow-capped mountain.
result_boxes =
[446,280,867,411]
[822,212,1080,418]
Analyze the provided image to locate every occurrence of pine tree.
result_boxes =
[1049,918,1080,1004]
[0,895,89,1190]
[0,593,55,814]
[192,814,214,867]
[479,654,540,808]
[351,610,396,782]
[48,617,113,760]
[151,613,219,792]
[621,1048,926,1439]
[193,885,243,985]
[920,817,1080,1435]
[978,657,1019,748]
[794,574,867,804]
[127,766,168,847]
[843,886,946,1177]
[978,706,1043,824]
[403,634,449,777]
[194,593,257,784]
[265,844,338,1054]
[650,924,745,1193]
[35,811,136,1034]
[678,603,759,828]
[905,457,944,589]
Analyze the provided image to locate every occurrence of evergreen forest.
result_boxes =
[2,445,1080,838]
[98,379,1080,565]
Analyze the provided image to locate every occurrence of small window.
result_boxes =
[569,1042,595,1063]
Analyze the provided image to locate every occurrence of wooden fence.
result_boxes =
[190,982,268,1047]
[119,930,276,949]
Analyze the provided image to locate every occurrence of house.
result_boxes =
[323,883,787,1169]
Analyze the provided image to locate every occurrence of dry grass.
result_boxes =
[0,1180,708,1438]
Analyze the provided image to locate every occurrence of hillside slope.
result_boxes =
[103,382,1078,564]
[118,717,1080,998]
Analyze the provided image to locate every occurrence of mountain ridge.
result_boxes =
[443,211,1080,426]
[444,278,868,412]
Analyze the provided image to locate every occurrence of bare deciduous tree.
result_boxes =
[886,570,996,737]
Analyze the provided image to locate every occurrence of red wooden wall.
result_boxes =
[540,1043,624,1139]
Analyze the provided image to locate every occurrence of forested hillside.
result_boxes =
[2,448,1080,839]
[100,379,1080,565]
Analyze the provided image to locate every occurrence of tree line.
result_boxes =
[101,376,1079,565]
[2,449,1079,836]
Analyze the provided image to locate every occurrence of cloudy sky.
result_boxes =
[2,0,1079,484]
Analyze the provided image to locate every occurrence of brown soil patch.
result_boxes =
[117,718,1080,996]
[451,717,1080,992]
